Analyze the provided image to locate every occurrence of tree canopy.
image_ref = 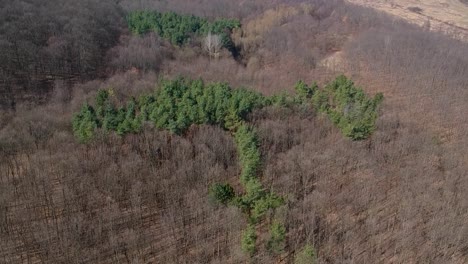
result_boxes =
[72,76,382,256]
[127,10,240,47]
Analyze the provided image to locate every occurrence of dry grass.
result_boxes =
[346,0,468,40]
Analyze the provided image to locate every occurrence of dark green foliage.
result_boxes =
[71,78,287,257]
[72,103,99,143]
[227,89,267,125]
[116,99,142,135]
[207,19,241,49]
[251,192,284,222]
[297,75,384,140]
[127,11,240,46]
[311,89,329,112]
[234,124,262,184]
[73,91,142,140]
[232,178,265,213]
[232,123,284,223]
[73,78,267,138]
[241,224,257,256]
[95,90,109,109]
[321,75,383,140]
[295,80,317,103]
[267,221,286,254]
[102,103,120,132]
[209,183,235,205]
[224,88,267,130]
[294,244,317,264]
[268,92,296,107]
[71,76,381,257]
[96,90,109,119]
[242,179,265,207]
[144,78,266,134]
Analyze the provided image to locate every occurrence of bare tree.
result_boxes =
[204,32,222,59]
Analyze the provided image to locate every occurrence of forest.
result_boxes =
[1,0,468,263]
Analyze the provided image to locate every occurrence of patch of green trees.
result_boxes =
[127,10,240,47]
[73,78,266,141]
[208,183,235,205]
[241,224,257,256]
[267,220,287,254]
[294,244,317,264]
[72,75,382,257]
[72,103,99,143]
[295,75,384,140]
[72,78,284,255]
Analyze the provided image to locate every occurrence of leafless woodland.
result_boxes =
[1,0,468,263]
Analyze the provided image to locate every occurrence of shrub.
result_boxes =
[251,192,284,222]
[209,183,235,205]
[72,103,99,143]
[267,221,286,254]
[311,89,329,112]
[311,75,383,140]
[294,80,317,103]
[241,224,257,256]
[268,92,295,107]
[294,244,316,264]
[234,178,265,213]
[234,124,261,184]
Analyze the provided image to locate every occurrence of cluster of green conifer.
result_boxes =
[73,78,285,255]
[295,75,384,140]
[72,75,382,256]
[294,244,317,264]
[127,10,240,47]
[73,78,264,141]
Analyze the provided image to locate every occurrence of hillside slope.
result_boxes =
[346,0,468,40]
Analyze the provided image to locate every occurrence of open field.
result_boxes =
[347,0,468,40]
